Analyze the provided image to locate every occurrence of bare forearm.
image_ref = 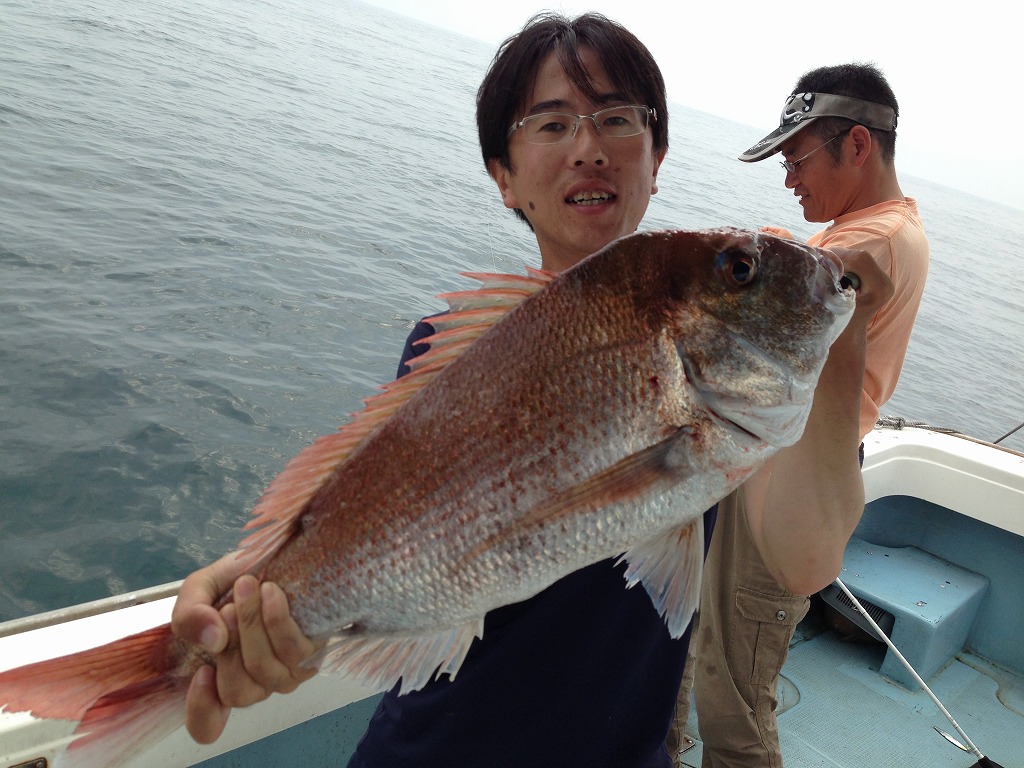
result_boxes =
[752,332,867,594]
[745,245,892,595]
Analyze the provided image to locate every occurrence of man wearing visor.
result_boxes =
[670,63,930,768]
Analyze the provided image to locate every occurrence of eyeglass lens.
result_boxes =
[515,105,650,145]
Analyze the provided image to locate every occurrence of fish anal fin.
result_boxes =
[316,619,484,695]
[618,516,705,638]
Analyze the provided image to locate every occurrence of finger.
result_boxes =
[185,665,231,744]
[172,600,226,655]
[172,559,242,653]
[233,575,300,694]
[848,258,893,309]
[214,599,276,708]
[209,578,277,708]
[214,638,275,709]
[822,248,891,304]
[760,225,793,239]
[822,245,866,268]
[261,582,320,681]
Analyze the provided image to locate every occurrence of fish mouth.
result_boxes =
[817,248,842,278]
[812,250,857,320]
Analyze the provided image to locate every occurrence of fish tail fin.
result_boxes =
[0,623,191,768]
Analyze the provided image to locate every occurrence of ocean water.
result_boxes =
[1,0,1021,623]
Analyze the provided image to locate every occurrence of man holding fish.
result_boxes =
[170,13,893,768]
[670,65,929,767]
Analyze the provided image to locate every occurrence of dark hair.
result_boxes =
[476,12,668,174]
[795,63,898,165]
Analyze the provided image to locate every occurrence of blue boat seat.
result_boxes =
[819,535,989,689]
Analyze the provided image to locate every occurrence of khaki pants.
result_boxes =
[673,492,808,768]
[666,611,699,762]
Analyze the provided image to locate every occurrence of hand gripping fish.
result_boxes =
[0,228,854,767]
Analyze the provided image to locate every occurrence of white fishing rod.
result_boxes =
[833,577,1003,768]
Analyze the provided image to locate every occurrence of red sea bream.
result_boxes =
[0,228,854,767]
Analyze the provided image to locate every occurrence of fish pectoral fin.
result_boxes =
[617,515,705,638]
[458,428,698,569]
[315,618,484,695]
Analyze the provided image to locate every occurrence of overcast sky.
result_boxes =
[364,0,1021,211]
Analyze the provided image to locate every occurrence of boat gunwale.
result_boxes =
[0,580,182,639]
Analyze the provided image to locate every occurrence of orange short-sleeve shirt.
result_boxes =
[808,198,929,438]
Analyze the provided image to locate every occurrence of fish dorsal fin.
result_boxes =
[232,266,554,571]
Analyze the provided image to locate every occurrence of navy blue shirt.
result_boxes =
[348,319,717,768]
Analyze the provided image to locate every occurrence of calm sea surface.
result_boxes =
[1,0,1022,622]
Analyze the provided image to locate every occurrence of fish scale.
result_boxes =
[275,274,690,630]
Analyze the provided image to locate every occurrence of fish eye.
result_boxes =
[717,250,758,287]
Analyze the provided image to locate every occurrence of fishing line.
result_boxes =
[484,217,499,273]
[833,577,1004,767]
[993,420,1024,445]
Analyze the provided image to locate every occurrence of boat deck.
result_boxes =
[676,600,1024,768]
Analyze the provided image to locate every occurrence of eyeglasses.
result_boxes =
[508,105,655,145]
[779,128,852,172]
